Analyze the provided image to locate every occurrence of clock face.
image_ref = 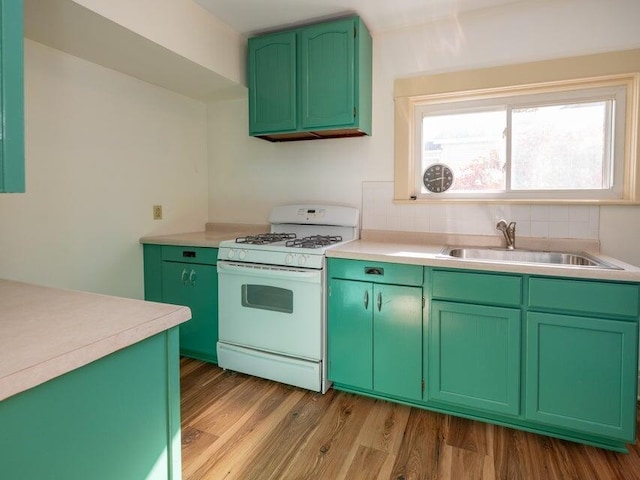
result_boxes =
[423,163,454,193]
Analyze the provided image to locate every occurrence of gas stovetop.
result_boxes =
[217,204,360,269]
[234,233,344,249]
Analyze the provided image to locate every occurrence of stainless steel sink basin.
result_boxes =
[440,247,621,269]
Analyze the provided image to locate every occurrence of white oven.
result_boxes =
[217,261,323,359]
[216,204,359,393]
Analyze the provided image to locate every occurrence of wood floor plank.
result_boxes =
[343,445,389,480]
[435,444,494,480]
[179,360,640,480]
[181,426,219,470]
[181,368,248,426]
[185,383,303,479]
[335,398,411,480]
[191,374,274,436]
[231,388,339,480]
[276,391,374,479]
[444,415,494,457]
[389,407,447,480]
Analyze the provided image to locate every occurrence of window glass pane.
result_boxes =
[242,284,293,314]
[421,110,506,193]
[511,101,609,190]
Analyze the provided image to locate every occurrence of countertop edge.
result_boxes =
[326,241,640,282]
[0,304,190,402]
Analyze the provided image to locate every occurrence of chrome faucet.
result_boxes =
[496,219,516,250]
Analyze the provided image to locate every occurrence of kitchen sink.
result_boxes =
[440,247,622,270]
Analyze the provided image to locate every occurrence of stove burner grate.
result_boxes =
[235,233,297,245]
[285,235,343,249]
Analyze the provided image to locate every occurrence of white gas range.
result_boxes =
[217,204,359,393]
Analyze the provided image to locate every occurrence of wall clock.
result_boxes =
[423,163,454,193]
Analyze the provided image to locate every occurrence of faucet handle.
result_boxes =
[507,221,516,231]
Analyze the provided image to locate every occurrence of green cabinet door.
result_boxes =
[373,284,423,401]
[161,261,219,363]
[526,312,638,442]
[248,31,297,134]
[328,278,373,390]
[299,17,355,129]
[0,0,25,193]
[429,301,521,416]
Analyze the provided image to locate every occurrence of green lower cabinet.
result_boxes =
[526,312,638,442]
[328,277,423,400]
[0,329,181,479]
[327,279,373,389]
[373,283,423,400]
[327,261,639,451]
[428,301,521,416]
[143,244,219,364]
[162,260,218,363]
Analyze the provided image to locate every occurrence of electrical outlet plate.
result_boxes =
[153,205,163,220]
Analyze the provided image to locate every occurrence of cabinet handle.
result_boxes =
[181,268,188,285]
[365,267,384,276]
[189,269,197,286]
[364,290,369,310]
[377,291,382,312]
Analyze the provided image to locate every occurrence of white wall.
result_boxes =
[0,40,208,298]
[207,0,640,265]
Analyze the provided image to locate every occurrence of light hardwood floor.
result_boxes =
[180,358,640,480]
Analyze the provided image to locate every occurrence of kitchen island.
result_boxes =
[0,279,191,480]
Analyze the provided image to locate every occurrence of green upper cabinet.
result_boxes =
[299,18,355,130]
[248,16,372,142]
[248,31,297,134]
[0,0,25,193]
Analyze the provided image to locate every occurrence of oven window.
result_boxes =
[241,284,293,314]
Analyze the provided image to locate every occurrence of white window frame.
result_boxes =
[413,83,627,201]
[393,50,640,205]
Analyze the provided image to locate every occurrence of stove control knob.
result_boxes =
[298,255,307,266]
[227,249,235,259]
[285,254,293,265]
[239,250,246,260]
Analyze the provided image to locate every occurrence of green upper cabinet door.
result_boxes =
[161,260,219,363]
[248,16,372,141]
[248,31,297,135]
[0,0,25,193]
[299,18,355,130]
[429,301,521,416]
[526,312,638,442]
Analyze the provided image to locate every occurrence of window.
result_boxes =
[394,49,640,204]
[414,85,626,200]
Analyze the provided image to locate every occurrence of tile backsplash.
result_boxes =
[362,182,599,240]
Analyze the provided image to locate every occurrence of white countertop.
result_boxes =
[0,280,191,402]
[140,223,269,248]
[327,240,640,282]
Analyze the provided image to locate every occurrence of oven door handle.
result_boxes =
[217,261,322,281]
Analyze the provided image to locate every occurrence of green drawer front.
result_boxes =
[431,270,522,307]
[161,246,218,265]
[328,258,423,286]
[528,277,640,319]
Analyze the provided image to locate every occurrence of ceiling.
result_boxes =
[193,0,527,35]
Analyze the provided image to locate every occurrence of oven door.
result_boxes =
[217,260,323,360]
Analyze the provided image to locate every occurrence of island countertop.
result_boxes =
[0,279,191,401]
